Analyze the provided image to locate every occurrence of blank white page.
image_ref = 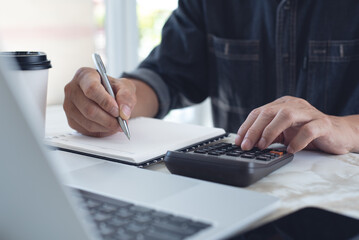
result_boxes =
[46,117,225,164]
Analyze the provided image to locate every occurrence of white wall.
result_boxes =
[0,0,96,105]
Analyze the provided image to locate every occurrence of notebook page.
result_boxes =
[46,117,225,164]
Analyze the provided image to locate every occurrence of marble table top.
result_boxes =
[147,150,359,227]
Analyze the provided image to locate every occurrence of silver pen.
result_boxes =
[92,53,131,140]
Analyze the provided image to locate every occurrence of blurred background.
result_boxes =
[0,0,212,126]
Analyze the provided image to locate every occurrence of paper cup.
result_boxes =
[0,51,52,133]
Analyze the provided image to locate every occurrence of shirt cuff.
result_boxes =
[121,68,170,119]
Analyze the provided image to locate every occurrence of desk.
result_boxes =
[46,105,359,228]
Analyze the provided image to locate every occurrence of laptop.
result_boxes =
[0,55,279,240]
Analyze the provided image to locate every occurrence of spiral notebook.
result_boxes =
[45,117,226,167]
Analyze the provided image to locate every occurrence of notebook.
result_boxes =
[45,117,226,166]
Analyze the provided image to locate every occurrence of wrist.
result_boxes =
[131,79,159,118]
[340,115,359,153]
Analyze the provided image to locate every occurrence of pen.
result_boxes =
[92,53,131,140]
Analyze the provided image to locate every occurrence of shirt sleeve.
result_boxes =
[122,0,209,119]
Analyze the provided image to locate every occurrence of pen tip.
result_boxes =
[125,131,131,140]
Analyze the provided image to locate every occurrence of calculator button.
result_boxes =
[217,143,232,148]
[208,152,221,156]
[233,150,244,154]
[226,147,238,152]
[269,150,284,156]
[261,149,271,153]
[226,152,241,157]
[194,150,207,154]
[250,147,261,152]
[263,154,276,159]
[241,154,256,159]
[230,145,241,149]
[256,156,270,161]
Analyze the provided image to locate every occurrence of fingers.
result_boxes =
[78,70,119,118]
[64,67,128,136]
[287,119,326,153]
[64,101,120,136]
[236,107,297,150]
[258,109,295,149]
[239,108,276,150]
[235,108,261,145]
[68,117,117,138]
[235,96,326,152]
[73,87,120,131]
[235,101,276,146]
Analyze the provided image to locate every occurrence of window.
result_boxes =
[137,0,177,61]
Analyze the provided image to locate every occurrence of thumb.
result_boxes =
[115,80,137,120]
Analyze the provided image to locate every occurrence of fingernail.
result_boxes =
[242,138,252,150]
[287,146,294,153]
[258,137,266,149]
[110,106,119,117]
[120,105,131,119]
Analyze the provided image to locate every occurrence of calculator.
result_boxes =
[164,134,294,187]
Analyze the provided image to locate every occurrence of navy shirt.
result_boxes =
[123,0,359,133]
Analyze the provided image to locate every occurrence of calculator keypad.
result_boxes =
[192,143,286,162]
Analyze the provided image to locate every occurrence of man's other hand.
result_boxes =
[235,96,355,154]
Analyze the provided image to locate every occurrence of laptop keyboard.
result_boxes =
[78,189,211,240]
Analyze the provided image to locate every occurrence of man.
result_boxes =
[63,0,359,155]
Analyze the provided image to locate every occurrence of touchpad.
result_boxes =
[65,161,197,204]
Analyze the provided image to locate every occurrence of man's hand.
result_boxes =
[235,96,357,154]
[63,67,137,137]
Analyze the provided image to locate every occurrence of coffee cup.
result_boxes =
[0,51,52,132]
